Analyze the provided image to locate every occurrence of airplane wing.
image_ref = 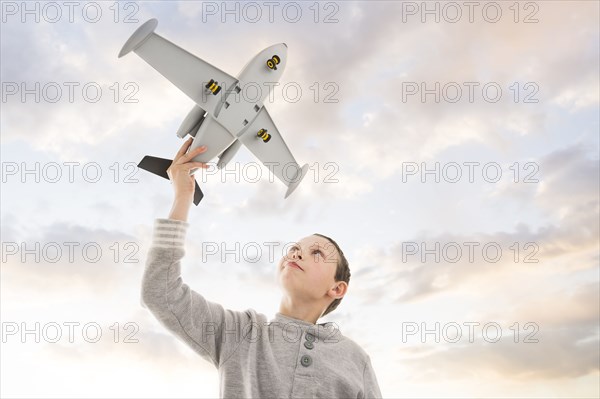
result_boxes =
[238,107,309,198]
[118,19,237,115]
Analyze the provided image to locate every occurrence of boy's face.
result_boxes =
[277,234,342,302]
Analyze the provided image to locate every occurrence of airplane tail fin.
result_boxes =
[138,155,204,205]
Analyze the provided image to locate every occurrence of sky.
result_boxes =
[1,1,599,398]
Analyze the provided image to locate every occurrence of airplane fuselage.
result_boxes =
[214,43,287,137]
[178,44,287,166]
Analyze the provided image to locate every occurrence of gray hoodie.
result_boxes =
[141,218,382,398]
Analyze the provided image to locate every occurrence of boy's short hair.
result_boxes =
[313,233,351,318]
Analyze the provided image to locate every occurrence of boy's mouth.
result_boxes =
[287,261,304,271]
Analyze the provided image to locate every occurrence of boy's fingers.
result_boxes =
[176,145,207,165]
[183,162,209,170]
[178,137,193,154]
[174,137,193,161]
[171,162,208,174]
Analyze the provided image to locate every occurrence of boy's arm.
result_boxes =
[141,217,249,368]
[362,355,383,398]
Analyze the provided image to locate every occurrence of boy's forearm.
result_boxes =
[141,218,246,367]
[168,198,193,222]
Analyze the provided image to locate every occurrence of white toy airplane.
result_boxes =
[118,18,309,205]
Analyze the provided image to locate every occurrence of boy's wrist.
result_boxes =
[169,197,193,221]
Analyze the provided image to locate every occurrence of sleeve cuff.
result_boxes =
[151,218,190,249]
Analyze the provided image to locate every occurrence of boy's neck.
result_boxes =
[278,299,323,325]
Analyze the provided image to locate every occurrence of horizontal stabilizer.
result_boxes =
[138,155,204,205]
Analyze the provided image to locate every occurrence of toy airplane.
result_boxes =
[118,18,309,205]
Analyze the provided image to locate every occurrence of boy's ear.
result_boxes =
[330,281,348,299]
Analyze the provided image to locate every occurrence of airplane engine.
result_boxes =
[176,105,206,138]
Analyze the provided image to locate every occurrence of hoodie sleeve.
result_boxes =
[141,218,249,368]
[362,355,383,398]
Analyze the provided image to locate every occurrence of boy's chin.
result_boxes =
[278,279,300,293]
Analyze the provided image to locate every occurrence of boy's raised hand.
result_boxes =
[167,137,209,203]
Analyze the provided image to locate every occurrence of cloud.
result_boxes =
[397,281,599,381]
[37,314,213,371]
[346,143,599,304]
[400,322,598,381]
[534,143,600,215]
[0,218,152,303]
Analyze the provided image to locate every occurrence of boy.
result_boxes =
[141,138,382,398]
